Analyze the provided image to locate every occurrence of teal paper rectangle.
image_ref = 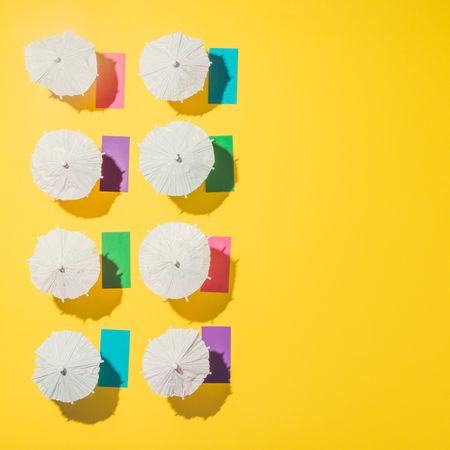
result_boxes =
[208,48,238,104]
[98,329,130,388]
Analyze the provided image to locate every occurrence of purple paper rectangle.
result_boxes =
[100,136,130,192]
[202,326,231,383]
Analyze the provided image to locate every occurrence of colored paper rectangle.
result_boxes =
[205,136,234,192]
[96,53,126,109]
[201,236,231,293]
[202,326,231,383]
[102,232,131,288]
[98,329,130,387]
[100,136,130,192]
[208,48,238,104]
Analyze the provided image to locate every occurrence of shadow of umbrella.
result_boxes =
[168,383,231,419]
[49,53,119,112]
[55,359,120,424]
[57,155,122,218]
[53,254,122,321]
[169,186,229,215]
[168,53,230,116]
[205,351,230,383]
[169,254,238,322]
[207,54,232,104]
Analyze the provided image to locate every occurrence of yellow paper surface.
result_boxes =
[1,1,450,449]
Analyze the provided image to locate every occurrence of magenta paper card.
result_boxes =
[202,326,231,383]
[96,53,126,109]
[100,136,130,192]
[201,236,231,293]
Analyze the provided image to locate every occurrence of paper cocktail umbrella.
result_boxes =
[24,31,97,97]
[139,32,210,101]
[142,328,210,398]
[138,222,211,300]
[32,331,102,403]
[139,121,214,196]
[31,129,102,200]
[28,227,100,301]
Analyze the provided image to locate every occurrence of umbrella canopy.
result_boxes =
[139,222,211,300]
[140,121,214,197]
[32,330,102,403]
[24,31,97,98]
[139,32,211,101]
[32,129,102,200]
[142,327,210,398]
[28,227,100,302]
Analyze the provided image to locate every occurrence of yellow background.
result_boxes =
[1,1,449,449]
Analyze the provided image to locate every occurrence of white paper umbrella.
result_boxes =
[32,129,102,200]
[139,32,211,101]
[139,121,214,197]
[142,328,210,398]
[139,222,211,300]
[28,227,100,302]
[24,31,97,97]
[32,331,102,403]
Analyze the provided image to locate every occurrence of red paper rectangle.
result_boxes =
[201,236,231,293]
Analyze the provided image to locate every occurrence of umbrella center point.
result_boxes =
[62,162,69,169]
[54,56,62,63]
[57,366,67,376]
[175,154,182,163]
[172,363,183,374]
[172,60,180,68]
[58,265,65,273]
[174,260,181,268]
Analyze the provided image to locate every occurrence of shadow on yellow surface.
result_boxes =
[49,53,118,112]
[168,76,217,116]
[168,257,237,322]
[57,182,120,218]
[170,189,229,215]
[168,384,231,419]
[53,255,122,321]
[56,387,119,424]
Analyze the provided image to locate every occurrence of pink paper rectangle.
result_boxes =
[96,53,126,109]
[201,236,231,293]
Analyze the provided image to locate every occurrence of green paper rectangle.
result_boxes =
[206,136,235,192]
[102,232,131,288]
